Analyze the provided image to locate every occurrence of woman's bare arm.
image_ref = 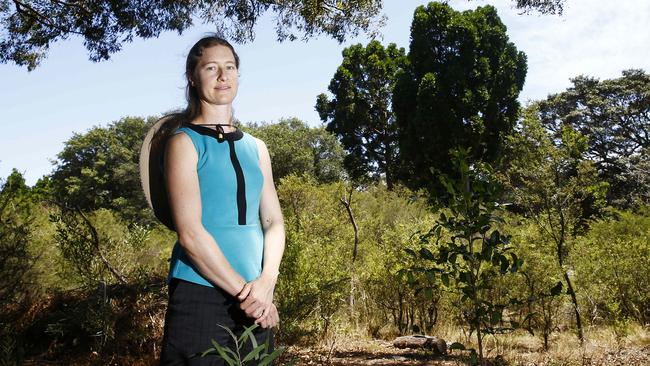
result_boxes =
[238,137,285,325]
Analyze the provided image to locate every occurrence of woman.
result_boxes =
[156,35,285,365]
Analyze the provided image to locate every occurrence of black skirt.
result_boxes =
[159,279,274,366]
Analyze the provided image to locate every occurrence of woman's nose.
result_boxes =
[217,67,228,81]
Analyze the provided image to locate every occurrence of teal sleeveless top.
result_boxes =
[166,123,265,287]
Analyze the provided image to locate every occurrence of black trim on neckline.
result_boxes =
[183,123,244,142]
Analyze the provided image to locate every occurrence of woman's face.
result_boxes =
[192,44,239,107]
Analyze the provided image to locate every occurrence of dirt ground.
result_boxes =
[279,338,650,366]
[22,328,650,365]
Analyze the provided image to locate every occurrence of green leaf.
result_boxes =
[218,324,239,346]
[490,310,501,325]
[404,248,417,258]
[459,271,469,284]
[425,269,437,281]
[499,255,509,274]
[441,273,450,287]
[238,324,259,346]
[449,342,466,350]
[242,344,266,363]
[210,339,237,365]
[550,281,563,296]
[419,247,435,260]
[434,225,443,238]
[201,348,215,358]
[509,253,520,273]
[257,347,285,366]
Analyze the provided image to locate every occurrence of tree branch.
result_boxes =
[75,207,127,284]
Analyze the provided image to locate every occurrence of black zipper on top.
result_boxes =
[183,123,247,225]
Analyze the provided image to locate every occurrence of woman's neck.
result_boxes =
[194,102,233,126]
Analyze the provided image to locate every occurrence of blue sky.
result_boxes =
[1,0,649,185]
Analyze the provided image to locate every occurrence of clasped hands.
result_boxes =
[236,273,279,329]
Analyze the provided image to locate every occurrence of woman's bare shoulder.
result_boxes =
[166,131,197,160]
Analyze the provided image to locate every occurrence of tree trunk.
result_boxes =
[564,271,584,343]
[339,187,359,262]
[476,319,485,366]
[340,186,359,324]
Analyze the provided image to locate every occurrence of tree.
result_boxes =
[393,2,527,198]
[0,169,36,309]
[244,118,346,185]
[1,0,385,71]
[537,69,650,208]
[502,104,609,343]
[316,41,406,189]
[50,116,156,225]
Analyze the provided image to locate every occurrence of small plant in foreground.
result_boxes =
[202,324,292,366]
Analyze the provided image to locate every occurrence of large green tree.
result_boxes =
[50,116,156,225]
[537,69,650,208]
[1,0,385,70]
[393,2,527,197]
[244,117,346,185]
[503,104,609,343]
[316,40,406,189]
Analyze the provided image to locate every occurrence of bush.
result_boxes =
[574,207,650,326]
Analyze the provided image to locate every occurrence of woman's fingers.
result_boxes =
[273,306,280,326]
[237,282,252,302]
[255,310,271,328]
[255,304,278,328]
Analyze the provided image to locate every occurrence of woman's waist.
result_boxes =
[202,222,263,242]
[201,220,262,229]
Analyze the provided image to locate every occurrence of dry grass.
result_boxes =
[444,323,650,365]
[282,323,650,366]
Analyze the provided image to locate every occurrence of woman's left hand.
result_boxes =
[237,273,276,318]
[256,303,279,329]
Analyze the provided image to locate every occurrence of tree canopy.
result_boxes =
[316,41,406,189]
[2,0,385,70]
[244,117,346,185]
[393,2,527,197]
[50,116,156,225]
[536,69,650,208]
[512,0,565,14]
